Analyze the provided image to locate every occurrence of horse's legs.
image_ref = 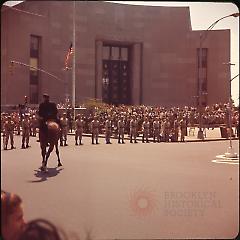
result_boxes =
[44,144,54,168]
[41,144,46,164]
[40,143,47,171]
[55,143,62,167]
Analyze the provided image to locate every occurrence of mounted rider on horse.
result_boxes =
[38,93,60,134]
[38,93,62,170]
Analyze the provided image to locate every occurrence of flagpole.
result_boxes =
[72,1,76,122]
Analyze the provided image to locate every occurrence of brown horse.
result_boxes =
[40,120,62,171]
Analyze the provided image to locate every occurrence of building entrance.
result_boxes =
[102,45,130,105]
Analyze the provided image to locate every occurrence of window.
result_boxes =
[30,36,39,50]
[103,46,110,60]
[102,45,129,60]
[197,48,208,105]
[202,82,207,92]
[30,35,40,57]
[197,48,207,68]
[29,35,41,104]
[30,75,38,85]
[30,57,38,76]
[120,47,128,60]
[201,48,208,68]
[30,58,38,70]
[111,47,120,60]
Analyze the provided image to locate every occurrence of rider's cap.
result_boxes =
[43,93,49,98]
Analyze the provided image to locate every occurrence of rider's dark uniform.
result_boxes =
[38,100,59,133]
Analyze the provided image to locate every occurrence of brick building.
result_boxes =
[1,1,230,107]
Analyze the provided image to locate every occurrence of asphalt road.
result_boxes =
[1,135,239,240]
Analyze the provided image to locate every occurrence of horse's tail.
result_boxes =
[47,122,60,142]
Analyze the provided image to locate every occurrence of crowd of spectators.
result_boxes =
[71,103,239,139]
[86,103,239,128]
[1,102,239,148]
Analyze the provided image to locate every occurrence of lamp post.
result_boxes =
[215,72,239,161]
[197,12,240,140]
[225,63,235,148]
[223,63,238,158]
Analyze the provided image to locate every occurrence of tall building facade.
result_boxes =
[1,1,230,107]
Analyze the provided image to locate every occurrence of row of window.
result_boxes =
[197,48,208,106]
[27,38,208,105]
[103,46,128,61]
[30,35,40,104]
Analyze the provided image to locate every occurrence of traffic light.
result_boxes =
[9,61,14,75]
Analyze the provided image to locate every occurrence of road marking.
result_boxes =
[212,155,239,165]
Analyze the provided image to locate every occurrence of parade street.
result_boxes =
[2,136,239,240]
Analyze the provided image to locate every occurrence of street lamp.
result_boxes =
[215,72,239,161]
[3,5,45,18]
[223,63,238,158]
[197,12,239,140]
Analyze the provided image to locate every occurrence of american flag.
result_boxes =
[65,43,74,70]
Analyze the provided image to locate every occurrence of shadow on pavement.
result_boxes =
[28,167,64,183]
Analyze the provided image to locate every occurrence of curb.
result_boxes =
[67,132,238,143]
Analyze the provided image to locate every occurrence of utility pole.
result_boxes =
[72,1,76,121]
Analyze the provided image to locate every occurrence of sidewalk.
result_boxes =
[68,127,239,142]
[185,127,238,142]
